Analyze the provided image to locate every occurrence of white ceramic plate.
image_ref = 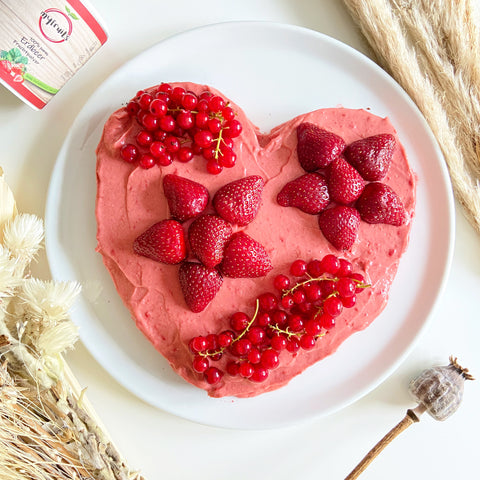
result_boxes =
[45,22,454,429]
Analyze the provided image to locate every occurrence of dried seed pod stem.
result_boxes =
[345,357,474,479]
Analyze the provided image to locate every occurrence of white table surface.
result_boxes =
[1,1,479,479]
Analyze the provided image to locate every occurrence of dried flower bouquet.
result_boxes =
[0,167,144,480]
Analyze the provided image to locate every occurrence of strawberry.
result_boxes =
[327,157,365,204]
[188,214,233,268]
[296,122,346,171]
[318,206,361,250]
[344,133,395,181]
[133,219,186,264]
[277,172,329,214]
[163,174,209,222]
[213,175,264,226]
[355,182,407,226]
[0,60,12,73]
[221,232,273,278]
[179,262,223,313]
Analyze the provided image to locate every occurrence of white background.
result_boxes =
[1,1,478,478]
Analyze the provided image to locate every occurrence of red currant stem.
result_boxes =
[281,274,332,297]
[352,279,371,289]
[282,275,371,298]
[268,324,326,340]
[214,128,224,160]
[199,300,260,358]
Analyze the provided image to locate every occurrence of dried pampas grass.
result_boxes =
[343,0,480,233]
[0,170,144,480]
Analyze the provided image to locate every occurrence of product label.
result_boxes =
[0,0,107,109]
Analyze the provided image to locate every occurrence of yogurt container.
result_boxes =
[0,0,107,109]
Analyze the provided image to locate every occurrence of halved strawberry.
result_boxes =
[356,182,407,226]
[344,133,395,181]
[163,174,209,222]
[221,232,273,278]
[179,262,223,313]
[213,175,264,226]
[296,123,346,171]
[327,157,365,205]
[277,172,329,214]
[188,214,233,268]
[133,219,186,264]
[318,206,361,250]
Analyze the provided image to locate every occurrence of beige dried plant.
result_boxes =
[343,0,480,233]
[0,170,145,480]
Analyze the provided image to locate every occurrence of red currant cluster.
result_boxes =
[188,254,369,385]
[120,83,243,175]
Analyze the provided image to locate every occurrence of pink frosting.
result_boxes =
[96,82,416,398]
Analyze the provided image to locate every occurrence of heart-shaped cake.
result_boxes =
[95,82,416,398]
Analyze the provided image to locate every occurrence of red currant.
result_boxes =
[251,366,269,382]
[286,337,300,353]
[136,130,153,147]
[300,334,316,350]
[337,277,356,298]
[239,362,254,378]
[337,258,353,277]
[270,334,288,351]
[192,356,209,373]
[171,86,186,104]
[304,318,322,336]
[222,106,235,121]
[256,312,272,327]
[157,83,172,94]
[138,92,153,110]
[226,361,240,376]
[218,330,234,348]
[176,110,194,129]
[288,314,304,333]
[258,292,278,311]
[218,149,236,168]
[194,130,214,148]
[290,259,307,277]
[224,119,242,138]
[232,338,252,357]
[177,146,194,163]
[230,312,249,332]
[164,135,180,153]
[126,101,140,116]
[319,313,335,330]
[120,144,138,163]
[139,154,156,169]
[307,259,323,277]
[149,141,166,158]
[273,274,291,291]
[149,98,167,116]
[208,95,225,112]
[206,159,223,175]
[159,115,176,132]
[261,349,279,369]
[323,296,343,317]
[247,348,262,364]
[320,254,340,275]
[342,295,357,308]
[247,326,266,345]
[189,336,208,353]
[156,152,173,166]
[182,92,198,110]
[304,283,322,302]
[204,367,223,384]
[292,289,306,305]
